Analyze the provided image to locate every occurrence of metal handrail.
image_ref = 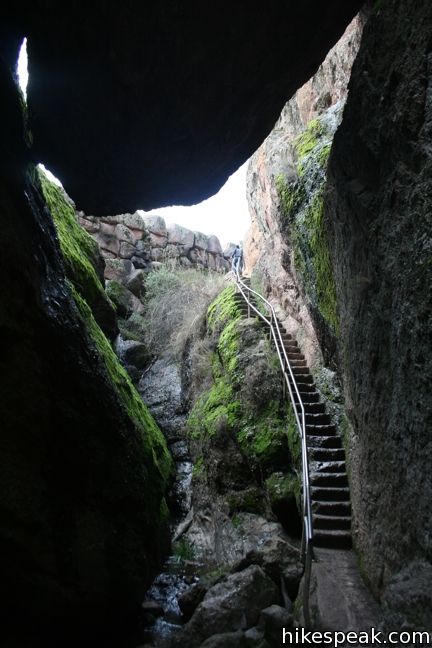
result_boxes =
[234,269,314,627]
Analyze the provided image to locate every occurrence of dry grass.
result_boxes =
[143,266,226,357]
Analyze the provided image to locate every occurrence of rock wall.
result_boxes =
[79,212,231,276]
[0,66,172,644]
[245,0,432,621]
[326,0,432,605]
[244,15,365,370]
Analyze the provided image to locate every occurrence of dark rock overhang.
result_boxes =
[14,1,362,213]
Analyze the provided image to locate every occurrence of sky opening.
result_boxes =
[15,37,251,246]
[17,38,28,99]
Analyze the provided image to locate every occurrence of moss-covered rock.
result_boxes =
[0,169,173,642]
[187,286,291,475]
[276,111,340,335]
[118,311,147,341]
[39,170,118,340]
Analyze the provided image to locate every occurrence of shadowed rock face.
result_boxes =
[17,1,363,213]
[326,0,432,597]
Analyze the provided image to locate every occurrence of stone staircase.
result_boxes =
[234,281,351,549]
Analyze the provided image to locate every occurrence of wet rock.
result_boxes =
[181,565,279,646]
[178,582,207,622]
[244,626,265,644]
[142,600,164,616]
[139,356,185,438]
[200,630,246,647]
[106,279,144,317]
[232,535,302,597]
[115,336,149,371]
[382,561,432,629]
[260,604,293,645]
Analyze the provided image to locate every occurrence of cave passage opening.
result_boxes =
[16,35,250,247]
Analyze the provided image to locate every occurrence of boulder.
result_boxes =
[167,223,195,251]
[138,356,185,438]
[121,212,147,231]
[118,312,147,342]
[104,258,134,281]
[232,535,302,592]
[194,231,209,251]
[200,631,246,647]
[115,337,149,371]
[142,214,168,237]
[78,215,100,233]
[125,268,147,299]
[382,561,432,629]
[151,233,168,248]
[178,582,207,622]
[182,565,278,645]
[207,234,223,255]
[106,280,144,317]
[224,243,237,260]
[260,605,294,645]
[119,241,136,259]
[114,223,135,244]
[94,232,119,256]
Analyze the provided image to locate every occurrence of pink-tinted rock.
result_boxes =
[167,223,195,251]
[207,235,223,255]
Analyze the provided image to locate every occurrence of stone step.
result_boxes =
[310,472,348,487]
[287,352,305,361]
[291,373,314,384]
[311,460,347,474]
[289,359,308,368]
[306,424,337,436]
[307,435,342,449]
[313,514,351,531]
[313,529,352,549]
[295,390,320,403]
[291,366,312,378]
[297,402,326,415]
[308,446,345,461]
[310,486,350,502]
[304,413,331,426]
[312,500,351,516]
[285,344,300,353]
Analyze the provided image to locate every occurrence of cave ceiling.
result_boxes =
[17,1,363,214]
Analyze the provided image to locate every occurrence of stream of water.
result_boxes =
[139,439,196,646]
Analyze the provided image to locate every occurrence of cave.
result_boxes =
[1,1,431,646]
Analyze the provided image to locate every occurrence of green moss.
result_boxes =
[207,285,242,333]
[187,377,242,440]
[286,401,302,468]
[227,487,266,515]
[39,170,107,312]
[294,118,325,172]
[70,285,172,485]
[304,193,338,331]
[237,401,288,469]
[316,142,332,169]
[266,471,301,510]
[118,312,147,342]
[192,456,205,478]
[275,174,306,221]
[173,537,194,562]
